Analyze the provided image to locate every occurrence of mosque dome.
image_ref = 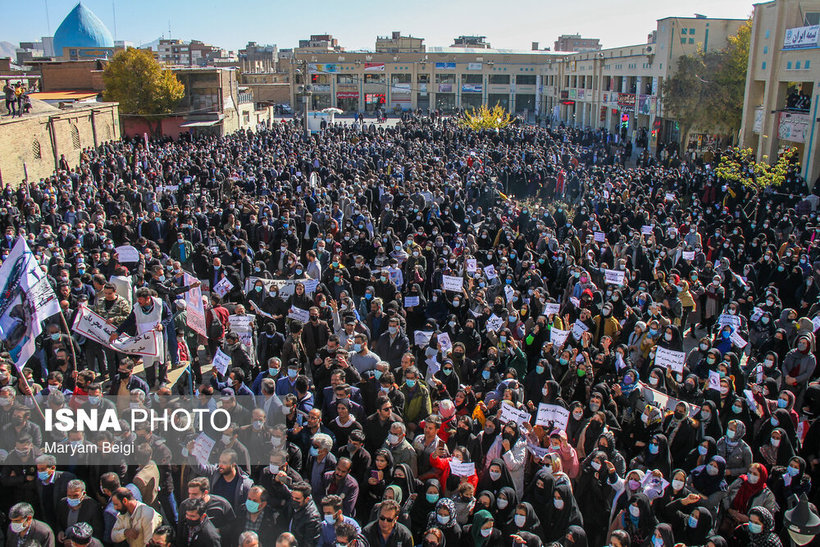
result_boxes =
[53,2,114,55]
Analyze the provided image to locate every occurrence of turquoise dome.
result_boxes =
[53,3,114,55]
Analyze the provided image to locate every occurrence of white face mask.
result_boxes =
[672,479,685,491]
[591,460,601,471]
[514,514,526,527]
[748,473,760,484]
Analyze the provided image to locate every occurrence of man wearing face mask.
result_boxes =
[177,498,221,547]
[230,485,277,546]
[56,479,103,542]
[320,494,360,547]
[7,502,55,547]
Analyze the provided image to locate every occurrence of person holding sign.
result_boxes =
[112,288,173,388]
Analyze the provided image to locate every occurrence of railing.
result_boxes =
[238,92,254,104]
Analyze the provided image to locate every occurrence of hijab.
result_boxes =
[748,507,782,547]
[732,463,768,512]
[691,455,727,496]
[470,509,495,547]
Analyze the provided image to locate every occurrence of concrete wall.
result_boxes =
[0,103,119,186]
[39,60,107,92]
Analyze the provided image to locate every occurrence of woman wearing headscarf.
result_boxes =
[575,451,617,547]
[493,486,519,527]
[769,456,812,514]
[684,435,718,472]
[482,422,526,497]
[717,419,753,481]
[650,522,675,547]
[474,416,500,471]
[577,411,608,460]
[389,462,420,504]
[695,400,724,442]
[475,458,515,498]
[676,505,714,546]
[689,455,728,515]
[522,467,554,530]
[665,401,699,469]
[409,478,444,533]
[759,426,797,469]
[720,462,778,534]
[563,525,588,547]
[611,493,656,547]
[368,484,406,527]
[426,497,462,547]
[742,506,783,547]
[503,501,544,540]
[544,483,583,543]
[675,373,706,406]
[360,448,394,519]
[566,401,589,448]
[462,509,503,547]
[656,468,693,533]
[630,433,672,478]
[626,405,665,461]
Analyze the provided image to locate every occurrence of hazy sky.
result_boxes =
[4,0,755,52]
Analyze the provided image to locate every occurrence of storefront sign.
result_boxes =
[438,83,453,93]
[618,93,636,107]
[308,63,337,73]
[336,91,359,98]
[435,62,456,70]
[462,84,482,93]
[783,25,820,50]
[392,83,411,94]
[364,62,385,71]
[466,62,483,70]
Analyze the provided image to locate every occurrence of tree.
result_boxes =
[715,146,798,190]
[459,103,513,130]
[103,48,185,136]
[662,19,751,148]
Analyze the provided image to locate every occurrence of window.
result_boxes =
[689,38,695,44]
[681,39,687,44]
[796,61,801,69]
[71,125,80,149]
[805,60,811,69]
[681,28,687,35]
[516,74,536,85]
[435,73,456,84]
[462,74,482,84]
[763,46,768,54]
[762,61,767,70]
[336,74,356,84]
[765,29,770,39]
[787,61,792,69]
[805,12,820,25]
[31,140,41,159]
[689,28,695,34]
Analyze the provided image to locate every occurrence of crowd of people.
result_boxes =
[0,113,818,547]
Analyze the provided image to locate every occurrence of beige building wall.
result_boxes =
[740,0,820,186]
[0,102,119,186]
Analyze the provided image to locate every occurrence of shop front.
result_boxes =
[365,93,386,113]
[336,91,359,113]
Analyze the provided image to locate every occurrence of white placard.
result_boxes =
[641,225,654,235]
[425,356,440,376]
[191,433,216,465]
[504,285,515,302]
[535,403,570,431]
[442,275,464,292]
[437,332,452,353]
[604,269,625,286]
[569,297,580,307]
[486,314,504,333]
[500,403,531,426]
[743,389,756,409]
[213,277,233,298]
[184,273,207,337]
[594,231,606,242]
[228,314,255,347]
[655,346,686,373]
[665,193,675,201]
[718,314,741,329]
[449,460,476,477]
[730,331,748,348]
[404,296,420,307]
[483,265,497,280]
[708,370,721,391]
[212,348,232,376]
[550,328,570,347]
[642,384,701,417]
[682,251,695,261]
[812,316,820,332]
[526,443,551,460]
[750,307,764,322]
[571,320,589,341]
[115,245,140,263]
[466,259,477,273]
[287,306,310,323]
[543,303,560,316]
[414,330,433,347]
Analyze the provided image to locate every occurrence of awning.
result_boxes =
[180,120,222,128]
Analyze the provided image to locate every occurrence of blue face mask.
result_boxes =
[722,331,731,339]
[688,516,698,528]
[698,445,708,455]
[373,369,383,380]
[268,368,279,377]
[536,365,545,374]
[652,536,664,547]
[559,358,569,366]
[426,493,439,504]
[777,399,787,408]
[649,443,659,455]
[482,370,491,380]
[309,447,319,457]
[649,328,659,336]
[245,499,260,513]
[37,470,50,481]
[748,522,762,535]
[787,466,800,476]
[406,379,416,388]
[288,369,298,379]
[352,343,362,353]
[732,404,743,414]
[67,497,82,508]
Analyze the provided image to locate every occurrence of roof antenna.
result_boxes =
[112,0,117,42]
[44,0,51,35]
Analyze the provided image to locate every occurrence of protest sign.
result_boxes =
[604,269,625,286]
[655,346,686,373]
[486,314,504,333]
[184,273,207,337]
[404,296,420,308]
[414,331,433,347]
[213,278,233,298]
[730,331,748,349]
[115,245,140,263]
[191,433,215,465]
[437,332,452,353]
[571,320,589,341]
[212,348,232,376]
[641,225,654,235]
[543,303,561,316]
[466,259,477,273]
[442,275,463,292]
[449,461,476,477]
[535,404,570,430]
[500,403,532,426]
[483,265,497,279]
[682,251,695,261]
[550,328,570,347]
[594,231,606,242]
[708,370,721,391]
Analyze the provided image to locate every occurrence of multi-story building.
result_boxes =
[740,0,820,186]
[376,32,425,53]
[296,35,343,53]
[157,39,234,67]
[554,34,602,53]
[544,16,745,148]
[239,42,279,73]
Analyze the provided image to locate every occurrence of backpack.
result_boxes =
[208,311,225,340]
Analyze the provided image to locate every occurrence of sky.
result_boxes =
[2,0,755,52]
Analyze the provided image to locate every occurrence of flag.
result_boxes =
[0,238,61,371]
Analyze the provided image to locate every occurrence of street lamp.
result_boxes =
[784,494,820,546]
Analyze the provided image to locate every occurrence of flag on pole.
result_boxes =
[0,238,61,371]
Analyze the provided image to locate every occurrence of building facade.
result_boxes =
[554,34,602,52]
[740,0,820,186]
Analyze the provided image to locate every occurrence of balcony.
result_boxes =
[238,92,253,104]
